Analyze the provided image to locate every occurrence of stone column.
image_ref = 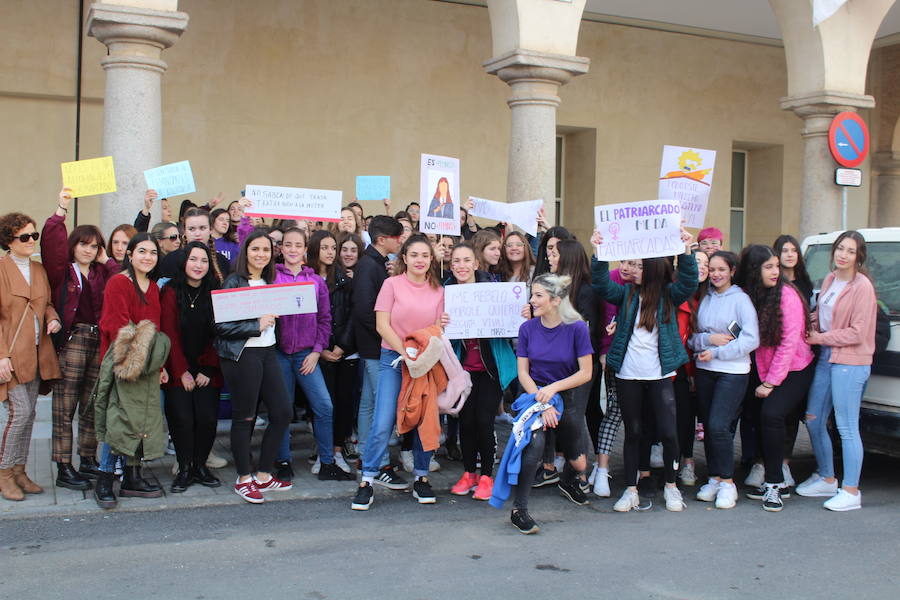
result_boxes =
[87,3,188,233]
[484,51,589,224]
[780,93,874,237]
[872,152,900,226]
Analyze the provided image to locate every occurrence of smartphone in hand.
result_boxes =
[727,320,742,338]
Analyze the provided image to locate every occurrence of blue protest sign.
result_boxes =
[355,175,391,201]
[144,160,196,198]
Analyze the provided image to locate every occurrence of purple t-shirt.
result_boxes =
[517,318,594,385]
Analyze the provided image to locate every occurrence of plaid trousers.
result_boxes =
[596,365,622,456]
[51,327,100,462]
[0,379,40,469]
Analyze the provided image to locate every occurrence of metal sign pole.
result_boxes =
[842,186,847,231]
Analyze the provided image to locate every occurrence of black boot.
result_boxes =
[94,472,117,509]
[120,465,163,498]
[78,456,102,479]
[189,465,221,488]
[56,463,92,490]
[170,469,192,493]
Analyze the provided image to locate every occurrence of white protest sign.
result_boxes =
[444,282,527,340]
[419,153,460,236]
[657,145,716,229]
[594,199,683,262]
[468,197,543,236]
[244,185,342,222]
[211,282,317,323]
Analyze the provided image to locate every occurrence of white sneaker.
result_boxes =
[593,468,611,497]
[744,463,765,488]
[428,456,441,472]
[613,488,640,512]
[553,455,565,472]
[400,450,414,473]
[823,488,861,512]
[649,444,664,469]
[206,451,227,469]
[679,462,697,486]
[334,453,353,474]
[166,440,176,456]
[782,463,796,488]
[588,464,599,485]
[715,482,738,509]
[696,478,720,502]
[796,474,838,497]
[311,457,321,475]
[664,486,686,512]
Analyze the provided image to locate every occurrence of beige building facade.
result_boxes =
[1,0,898,249]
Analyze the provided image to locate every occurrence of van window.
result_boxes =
[805,241,900,318]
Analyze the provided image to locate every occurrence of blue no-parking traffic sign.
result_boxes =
[828,112,869,168]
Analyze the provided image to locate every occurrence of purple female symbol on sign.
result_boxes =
[512,285,522,300]
[609,222,621,241]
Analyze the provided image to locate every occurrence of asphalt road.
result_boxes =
[3,453,898,600]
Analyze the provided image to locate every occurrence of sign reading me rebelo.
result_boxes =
[594,199,683,262]
[211,282,317,323]
[444,282,527,340]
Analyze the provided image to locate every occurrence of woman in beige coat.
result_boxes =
[0,212,62,501]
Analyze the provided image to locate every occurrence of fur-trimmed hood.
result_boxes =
[405,335,444,378]
[112,320,162,381]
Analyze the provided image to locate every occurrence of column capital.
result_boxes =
[484,49,590,84]
[88,3,189,55]
[780,91,875,138]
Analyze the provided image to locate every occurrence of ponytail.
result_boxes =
[532,273,583,324]
[207,236,225,284]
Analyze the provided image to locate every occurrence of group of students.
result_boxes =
[0,191,879,536]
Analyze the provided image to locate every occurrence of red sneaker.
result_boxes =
[234,479,264,504]
[450,472,478,496]
[255,475,293,492]
[472,475,494,501]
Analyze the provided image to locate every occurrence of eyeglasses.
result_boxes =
[16,232,39,243]
[505,242,525,249]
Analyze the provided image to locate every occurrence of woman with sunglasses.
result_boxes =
[150,222,182,257]
[0,212,62,501]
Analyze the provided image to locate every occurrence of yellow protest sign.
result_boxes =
[60,156,117,197]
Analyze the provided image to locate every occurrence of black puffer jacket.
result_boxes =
[328,268,355,354]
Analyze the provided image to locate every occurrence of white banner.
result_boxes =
[594,200,684,262]
[419,153,460,236]
[211,282,317,323]
[444,282,527,340]
[657,145,716,229]
[244,185,342,222]
[468,197,543,236]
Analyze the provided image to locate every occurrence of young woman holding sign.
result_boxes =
[351,234,448,511]
[688,251,759,509]
[590,226,697,513]
[215,231,292,503]
[446,242,517,501]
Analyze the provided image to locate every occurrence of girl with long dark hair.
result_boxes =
[533,226,574,279]
[797,231,877,511]
[773,235,813,307]
[591,227,697,513]
[160,242,223,493]
[737,245,814,511]
[498,231,535,283]
[689,250,759,509]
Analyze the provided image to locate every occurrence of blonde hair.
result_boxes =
[531,273,583,324]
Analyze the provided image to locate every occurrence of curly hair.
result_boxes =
[0,213,37,251]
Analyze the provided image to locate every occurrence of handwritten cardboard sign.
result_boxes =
[244,185,342,222]
[657,145,716,229]
[444,282,527,339]
[355,176,391,201]
[468,197,543,236]
[211,281,317,323]
[419,153,460,236]
[60,156,117,197]
[594,199,683,262]
[143,160,196,199]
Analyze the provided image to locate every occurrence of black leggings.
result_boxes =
[221,346,292,476]
[673,369,696,460]
[584,358,604,456]
[164,385,220,470]
[760,364,815,483]
[320,357,359,446]
[458,371,502,477]
[512,384,590,511]
[616,377,679,486]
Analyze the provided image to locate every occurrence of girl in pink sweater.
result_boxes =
[797,231,877,511]
[738,245,814,512]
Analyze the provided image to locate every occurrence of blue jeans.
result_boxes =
[357,357,388,469]
[805,347,869,488]
[98,442,125,473]
[695,369,749,479]
[362,349,432,478]
[277,349,335,464]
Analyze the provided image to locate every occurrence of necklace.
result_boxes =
[187,289,202,309]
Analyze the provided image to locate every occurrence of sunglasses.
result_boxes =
[162,234,180,242]
[16,232,39,243]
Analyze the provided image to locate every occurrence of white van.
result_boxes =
[801,228,900,458]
